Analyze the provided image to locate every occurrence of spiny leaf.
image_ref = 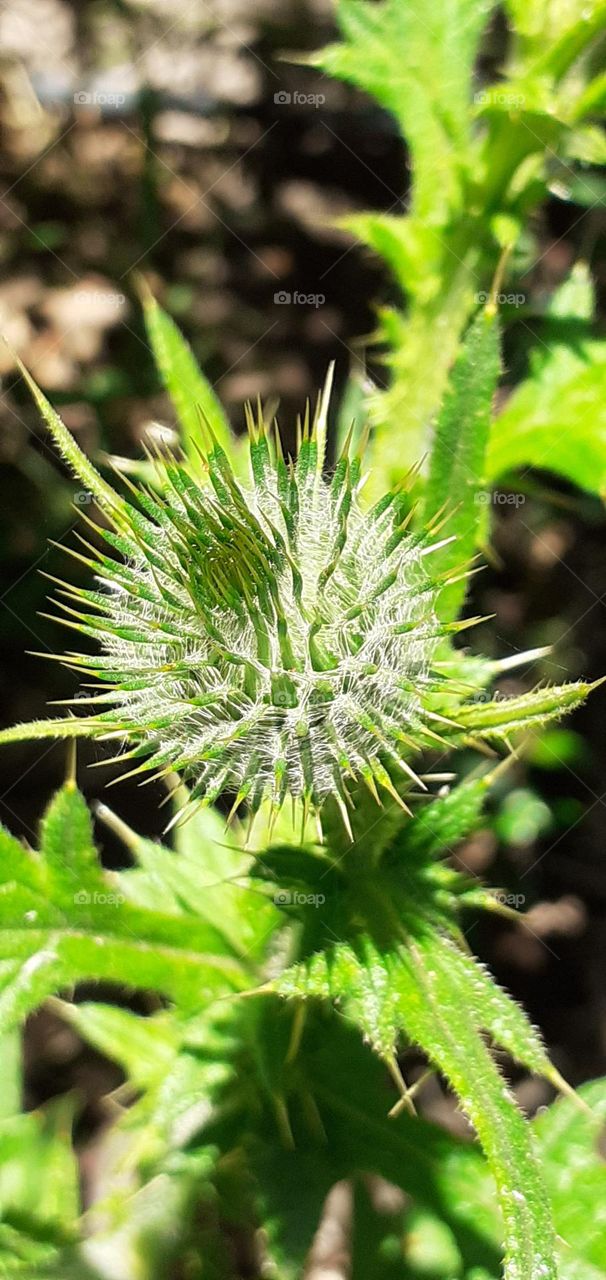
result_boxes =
[0,718,106,747]
[315,0,495,221]
[140,285,236,467]
[0,784,248,1035]
[16,357,122,519]
[424,305,501,621]
[535,1077,606,1278]
[273,926,560,1280]
[452,681,599,739]
[39,781,105,899]
[394,773,492,862]
[398,935,557,1280]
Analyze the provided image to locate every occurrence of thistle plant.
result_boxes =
[0,310,602,1280]
[1,0,605,1267]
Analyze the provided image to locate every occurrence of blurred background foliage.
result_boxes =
[0,0,605,1260]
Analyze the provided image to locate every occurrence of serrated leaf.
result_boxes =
[98,800,277,960]
[451,681,596,740]
[0,785,248,1035]
[398,936,557,1280]
[342,213,442,303]
[15,360,121,520]
[39,782,105,899]
[317,0,495,221]
[274,927,559,1280]
[422,936,564,1090]
[276,939,401,1062]
[424,306,501,620]
[487,264,606,498]
[394,775,491,863]
[0,826,42,895]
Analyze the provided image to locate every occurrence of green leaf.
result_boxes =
[394,774,491,863]
[16,359,122,520]
[342,212,443,304]
[504,0,606,64]
[274,927,559,1280]
[55,1001,178,1089]
[397,1204,468,1280]
[450,681,597,741]
[424,306,501,620]
[488,354,606,498]
[98,798,278,960]
[317,0,495,222]
[487,264,606,498]
[0,718,109,748]
[39,782,105,899]
[0,1101,79,1273]
[426,938,570,1096]
[534,1077,606,1279]
[0,1031,21,1120]
[0,785,248,1035]
[276,939,401,1062]
[224,1008,501,1278]
[141,288,236,467]
[397,936,557,1280]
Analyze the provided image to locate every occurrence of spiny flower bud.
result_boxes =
[3,365,593,837]
[15,382,466,833]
